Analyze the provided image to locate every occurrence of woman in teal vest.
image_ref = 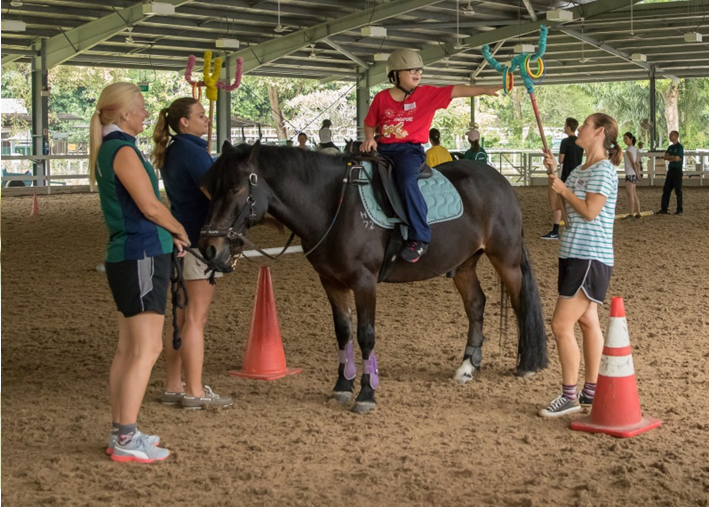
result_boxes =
[89,82,189,463]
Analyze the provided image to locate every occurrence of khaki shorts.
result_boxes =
[183,252,224,281]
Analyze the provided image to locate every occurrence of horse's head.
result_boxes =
[199,140,270,271]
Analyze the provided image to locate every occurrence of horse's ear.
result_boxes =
[221,140,233,154]
[248,139,261,162]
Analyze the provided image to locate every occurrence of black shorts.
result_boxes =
[105,253,171,317]
[558,258,612,304]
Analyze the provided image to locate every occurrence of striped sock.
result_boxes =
[112,422,119,436]
[562,384,577,400]
[581,382,596,399]
[117,423,137,446]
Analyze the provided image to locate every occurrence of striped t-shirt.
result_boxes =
[559,159,618,266]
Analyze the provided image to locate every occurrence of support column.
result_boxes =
[31,39,49,187]
[216,56,232,155]
[470,96,476,128]
[355,70,370,141]
[649,65,657,152]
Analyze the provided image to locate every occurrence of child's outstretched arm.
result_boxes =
[451,85,502,99]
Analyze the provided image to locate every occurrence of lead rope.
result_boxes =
[170,250,189,350]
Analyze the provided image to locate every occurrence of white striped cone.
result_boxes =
[571,297,661,438]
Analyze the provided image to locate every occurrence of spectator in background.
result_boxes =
[318,119,338,151]
[541,117,584,240]
[425,128,452,167]
[622,131,642,219]
[297,132,310,150]
[657,130,684,215]
[463,129,488,163]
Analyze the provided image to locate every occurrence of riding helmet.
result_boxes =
[386,49,424,75]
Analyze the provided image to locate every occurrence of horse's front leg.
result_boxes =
[352,280,378,414]
[320,276,356,403]
[452,262,486,384]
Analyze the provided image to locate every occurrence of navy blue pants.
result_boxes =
[377,142,430,243]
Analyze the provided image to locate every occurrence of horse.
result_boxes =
[199,141,548,413]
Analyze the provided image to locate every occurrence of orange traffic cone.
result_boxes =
[229,266,302,380]
[30,193,39,216]
[571,297,661,438]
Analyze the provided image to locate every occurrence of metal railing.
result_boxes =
[3,150,708,192]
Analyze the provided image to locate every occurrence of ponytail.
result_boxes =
[150,97,200,170]
[89,110,103,188]
[608,139,623,166]
[151,108,171,170]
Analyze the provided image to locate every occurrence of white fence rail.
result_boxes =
[3,150,708,193]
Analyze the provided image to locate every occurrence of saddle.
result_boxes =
[348,152,433,226]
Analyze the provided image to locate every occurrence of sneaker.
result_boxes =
[181,385,233,410]
[674,211,683,215]
[400,241,429,263]
[540,231,559,240]
[160,381,186,405]
[106,430,160,455]
[634,213,642,219]
[656,209,668,215]
[578,392,594,408]
[111,432,169,463]
[622,214,634,220]
[538,394,581,418]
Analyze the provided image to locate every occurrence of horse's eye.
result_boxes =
[229,188,239,195]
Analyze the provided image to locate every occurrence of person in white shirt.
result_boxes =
[622,131,642,219]
[318,119,338,151]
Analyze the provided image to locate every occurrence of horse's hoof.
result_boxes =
[454,362,477,384]
[329,391,352,404]
[514,368,536,379]
[351,401,376,414]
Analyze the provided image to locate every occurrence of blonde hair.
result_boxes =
[588,113,623,166]
[151,97,200,170]
[88,82,142,186]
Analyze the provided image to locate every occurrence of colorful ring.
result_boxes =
[502,66,514,94]
[524,55,545,81]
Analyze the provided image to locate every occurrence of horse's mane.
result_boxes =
[203,143,352,195]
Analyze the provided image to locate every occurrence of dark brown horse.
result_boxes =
[199,141,547,413]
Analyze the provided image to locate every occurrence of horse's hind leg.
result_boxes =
[452,254,486,384]
[320,276,356,403]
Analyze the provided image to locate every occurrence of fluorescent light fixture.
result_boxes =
[215,38,240,49]
[631,53,647,62]
[546,10,573,22]
[373,53,389,62]
[2,20,27,31]
[684,32,703,43]
[142,2,175,16]
[513,43,535,53]
[361,26,387,38]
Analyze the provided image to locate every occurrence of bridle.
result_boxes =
[197,163,350,270]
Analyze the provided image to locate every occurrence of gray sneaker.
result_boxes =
[181,385,233,410]
[106,430,159,455]
[160,381,186,405]
[111,432,169,463]
[538,394,581,418]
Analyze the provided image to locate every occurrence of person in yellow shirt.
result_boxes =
[425,128,453,167]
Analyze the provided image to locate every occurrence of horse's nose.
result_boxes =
[202,244,217,261]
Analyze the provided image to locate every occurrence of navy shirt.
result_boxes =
[161,134,213,246]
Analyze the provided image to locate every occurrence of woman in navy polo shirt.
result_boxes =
[90,82,189,462]
[152,98,233,411]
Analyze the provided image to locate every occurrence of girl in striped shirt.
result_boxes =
[538,113,622,418]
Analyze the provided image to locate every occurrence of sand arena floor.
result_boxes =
[1,186,708,506]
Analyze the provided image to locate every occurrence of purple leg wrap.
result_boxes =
[362,353,379,390]
[338,341,357,380]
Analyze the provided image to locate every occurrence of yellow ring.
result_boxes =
[524,55,544,79]
[503,66,514,94]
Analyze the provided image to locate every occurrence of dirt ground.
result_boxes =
[2,186,708,506]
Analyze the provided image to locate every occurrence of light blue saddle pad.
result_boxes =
[357,161,463,229]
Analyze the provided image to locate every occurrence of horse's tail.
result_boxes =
[517,240,548,372]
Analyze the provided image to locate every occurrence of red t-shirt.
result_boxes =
[364,85,453,145]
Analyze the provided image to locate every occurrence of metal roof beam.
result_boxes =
[559,27,680,83]
[2,0,195,67]
[521,0,538,22]
[226,0,445,74]
[470,40,505,81]
[322,38,369,70]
